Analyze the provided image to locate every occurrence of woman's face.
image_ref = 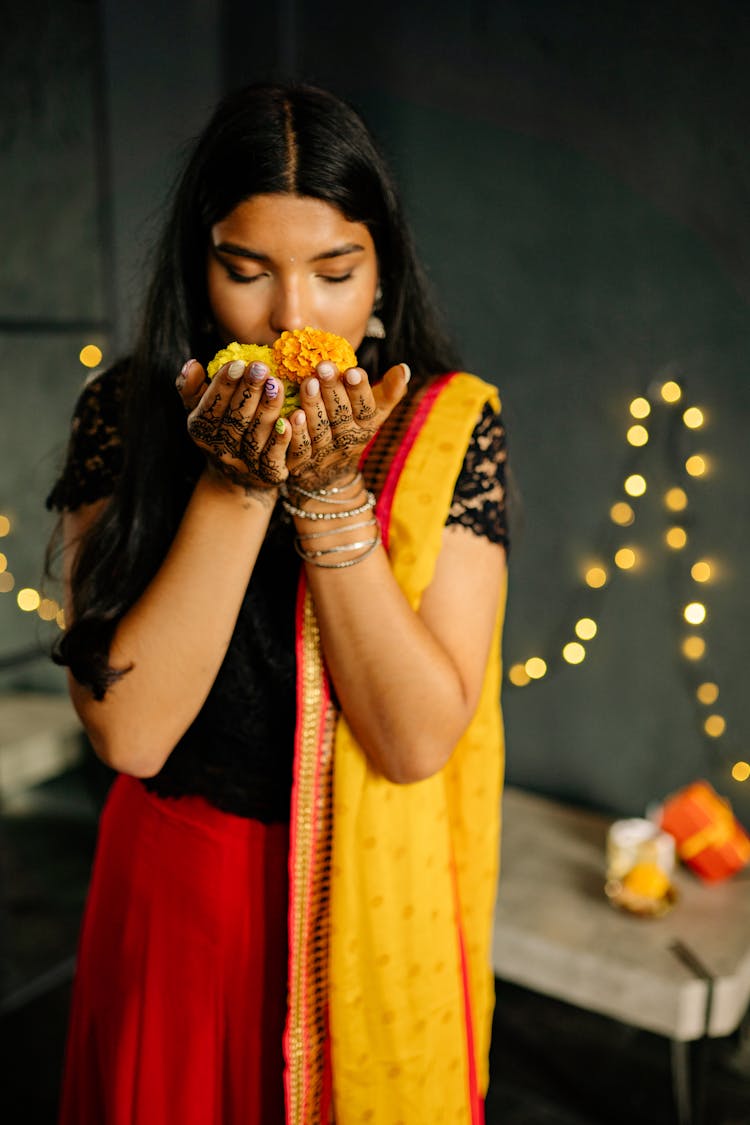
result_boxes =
[206,193,379,351]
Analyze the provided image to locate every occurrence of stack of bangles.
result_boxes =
[280,472,381,569]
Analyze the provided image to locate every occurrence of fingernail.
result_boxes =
[274,417,286,435]
[318,361,336,379]
[402,363,411,385]
[228,360,245,380]
[345,368,362,386]
[181,359,194,377]
[249,362,268,380]
[291,410,306,427]
[265,379,279,399]
[306,378,320,397]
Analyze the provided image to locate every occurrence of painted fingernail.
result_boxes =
[317,361,336,379]
[274,417,286,435]
[306,378,320,397]
[228,360,245,380]
[402,363,411,384]
[345,368,363,386]
[265,379,279,399]
[249,362,268,380]
[291,410,306,427]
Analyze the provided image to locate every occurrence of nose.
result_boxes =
[269,277,307,336]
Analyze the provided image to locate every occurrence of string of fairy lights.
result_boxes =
[505,375,749,786]
[0,345,104,634]
[2,344,747,784]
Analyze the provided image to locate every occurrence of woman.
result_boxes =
[49,83,508,1125]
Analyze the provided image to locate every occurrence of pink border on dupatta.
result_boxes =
[370,372,455,544]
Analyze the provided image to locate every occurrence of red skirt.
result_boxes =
[59,774,290,1125]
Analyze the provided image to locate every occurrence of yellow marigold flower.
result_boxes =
[272,327,357,383]
[206,342,276,380]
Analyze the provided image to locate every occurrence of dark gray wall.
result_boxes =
[2,0,748,823]
[275,2,750,824]
[0,0,106,691]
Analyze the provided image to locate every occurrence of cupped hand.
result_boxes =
[176,358,291,490]
[286,361,410,490]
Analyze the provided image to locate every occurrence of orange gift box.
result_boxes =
[659,780,750,883]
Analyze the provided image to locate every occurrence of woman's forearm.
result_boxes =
[66,470,276,776]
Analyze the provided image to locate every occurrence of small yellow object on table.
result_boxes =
[605,817,677,917]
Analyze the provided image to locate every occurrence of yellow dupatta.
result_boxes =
[285,373,506,1124]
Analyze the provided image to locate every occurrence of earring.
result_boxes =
[365,283,386,339]
[365,312,386,339]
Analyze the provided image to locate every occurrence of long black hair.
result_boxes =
[53,82,461,697]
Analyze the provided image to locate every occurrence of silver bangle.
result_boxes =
[281,491,376,521]
[297,517,379,542]
[284,472,364,505]
[301,532,382,569]
[295,535,379,561]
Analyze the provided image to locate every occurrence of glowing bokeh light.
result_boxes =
[17,587,41,612]
[562,642,586,665]
[731,761,750,782]
[624,474,647,497]
[610,502,634,527]
[585,566,608,589]
[682,636,706,661]
[696,682,719,706]
[525,657,548,680]
[38,598,59,621]
[690,561,712,583]
[0,515,10,536]
[627,425,649,447]
[664,488,687,512]
[79,344,103,368]
[575,618,597,641]
[661,381,682,403]
[665,527,687,550]
[629,397,651,419]
[0,572,14,593]
[684,602,706,626]
[685,455,707,477]
[614,547,637,570]
[682,407,705,429]
[508,663,531,687]
[704,714,726,738]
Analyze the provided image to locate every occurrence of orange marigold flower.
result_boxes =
[272,327,358,383]
[206,342,276,380]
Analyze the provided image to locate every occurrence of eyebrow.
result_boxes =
[213,241,366,263]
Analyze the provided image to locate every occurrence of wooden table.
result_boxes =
[493,787,750,1124]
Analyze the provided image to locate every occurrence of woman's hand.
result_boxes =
[287,360,410,490]
[176,358,292,491]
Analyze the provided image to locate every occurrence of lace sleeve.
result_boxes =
[446,400,508,550]
[46,362,127,512]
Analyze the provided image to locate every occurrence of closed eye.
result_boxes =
[224,265,264,284]
[320,272,353,284]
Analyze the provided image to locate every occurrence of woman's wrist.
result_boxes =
[283,474,381,567]
[200,462,278,512]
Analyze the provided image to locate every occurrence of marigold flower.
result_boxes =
[206,342,276,380]
[272,327,357,383]
[207,330,358,419]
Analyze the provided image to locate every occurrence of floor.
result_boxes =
[2,760,749,1125]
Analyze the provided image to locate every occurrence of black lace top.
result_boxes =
[48,366,508,822]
